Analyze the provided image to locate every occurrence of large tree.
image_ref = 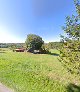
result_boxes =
[25,34,44,52]
[60,0,80,75]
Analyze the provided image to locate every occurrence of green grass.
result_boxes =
[0,48,80,92]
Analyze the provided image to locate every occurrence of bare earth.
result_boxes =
[0,83,13,92]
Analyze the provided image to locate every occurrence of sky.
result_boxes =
[0,0,77,43]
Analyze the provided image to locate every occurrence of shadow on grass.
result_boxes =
[0,51,6,53]
[48,52,59,56]
[67,83,80,92]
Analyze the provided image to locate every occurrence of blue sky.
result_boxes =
[0,0,77,43]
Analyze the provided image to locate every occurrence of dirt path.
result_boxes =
[0,83,14,92]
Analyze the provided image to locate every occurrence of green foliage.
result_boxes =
[25,34,44,51]
[48,42,62,50]
[0,43,8,48]
[60,40,80,74]
[40,44,50,54]
[74,0,80,16]
[0,43,25,50]
[60,0,80,75]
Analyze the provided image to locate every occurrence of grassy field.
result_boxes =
[0,48,80,92]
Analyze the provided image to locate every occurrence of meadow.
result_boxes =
[0,48,80,92]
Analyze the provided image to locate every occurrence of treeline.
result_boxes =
[0,42,62,50]
[47,42,62,49]
[0,43,25,48]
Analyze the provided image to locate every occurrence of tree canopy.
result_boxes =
[60,0,80,75]
[25,34,44,52]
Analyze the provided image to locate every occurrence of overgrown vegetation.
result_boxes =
[60,0,80,75]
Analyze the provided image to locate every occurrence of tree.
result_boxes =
[48,42,62,49]
[25,34,44,52]
[60,0,80,75]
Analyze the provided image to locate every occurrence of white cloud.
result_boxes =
[0,25,23,43]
